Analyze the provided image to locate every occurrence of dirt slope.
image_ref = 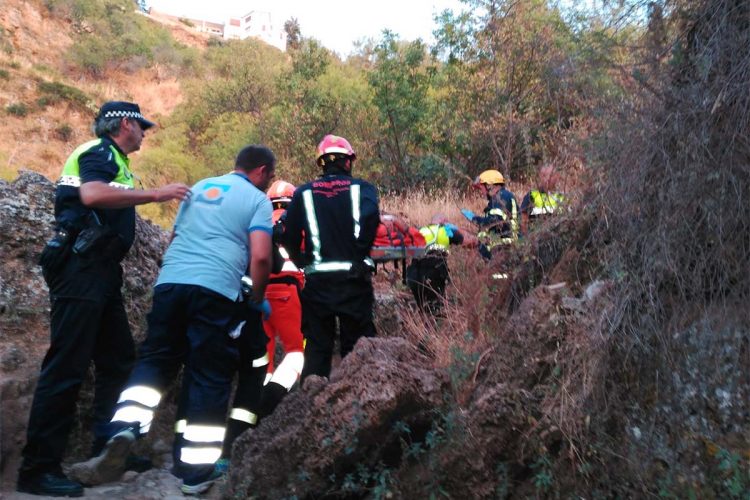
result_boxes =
[0,0,197,181]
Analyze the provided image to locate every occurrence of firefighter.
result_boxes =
[461,169,518,259]
[69,145,275,495]
[520,164,566,236]
[17,101,191,498]
[406,214,465,312]
[282,135,380,380]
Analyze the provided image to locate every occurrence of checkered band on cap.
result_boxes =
[103,110,146,120]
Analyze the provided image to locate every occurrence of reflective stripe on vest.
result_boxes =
[58,138,135,190]
[302,190,322,263]
[277,246,301,272]
[301,184,373,274]
[351,184,361,239]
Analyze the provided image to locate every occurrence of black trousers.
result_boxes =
[406,254,449,311]
[21,254,134,474]
[300,273,376,380]
[117,284,239,482]
[172,307,267,462]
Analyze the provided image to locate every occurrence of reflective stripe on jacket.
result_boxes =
[58,138,135,190]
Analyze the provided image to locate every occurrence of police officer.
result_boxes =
[283,135,380,380]
[17,101,191,497]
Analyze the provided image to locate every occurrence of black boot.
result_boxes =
[258,381,288,418]
[17,470,84,497]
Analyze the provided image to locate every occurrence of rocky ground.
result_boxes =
[2,172,747,498]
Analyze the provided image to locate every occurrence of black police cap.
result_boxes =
[96,101,156,130]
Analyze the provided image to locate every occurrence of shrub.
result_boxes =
[207,37,225,48]
[6,103,29,117]
[178,17,194,27]
[0,69,9,79]
[37,81,90,109]
[55,124,74,142]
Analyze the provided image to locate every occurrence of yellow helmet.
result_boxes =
[477,169,505,185]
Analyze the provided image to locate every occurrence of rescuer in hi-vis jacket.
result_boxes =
[461,169,519,259]
[520,164,567,236]
[282,135,380,381]
[17,101,190,498]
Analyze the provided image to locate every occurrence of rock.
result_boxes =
[583,280,607,302]
[0,172,171,488]
[561,296,586,314]
[227,336,449,499]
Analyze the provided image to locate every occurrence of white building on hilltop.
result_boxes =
[224,11,286,50]
[148,5,286,51]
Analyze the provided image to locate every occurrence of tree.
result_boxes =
[368,31,433,188]
[284,17,301,51]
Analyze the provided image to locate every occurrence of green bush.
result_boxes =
[178,18,194,27]
[0,68,9,80]
[59,0,198,77]
[37,81,90,109]
[6,103,29,117]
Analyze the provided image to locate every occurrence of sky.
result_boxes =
[146,0,467,56]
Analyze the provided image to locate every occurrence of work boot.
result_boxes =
[258,381,288,418]
[91,439,152,473]
[68,425,137,486]
[17,470,84,497]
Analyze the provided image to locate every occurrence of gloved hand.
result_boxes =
[248,298,272,320]
[460,209,476,222]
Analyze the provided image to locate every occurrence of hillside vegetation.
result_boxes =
[0,0,747,498]
[1,0,623,224]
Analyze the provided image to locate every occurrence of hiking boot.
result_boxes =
[17,471,84,497]
[181,468,224,495]
[68,426,136,485]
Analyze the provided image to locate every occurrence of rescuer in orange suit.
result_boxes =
[257,180,305,416]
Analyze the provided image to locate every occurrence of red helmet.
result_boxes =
[316,134,356,163]
[267,180,296,203]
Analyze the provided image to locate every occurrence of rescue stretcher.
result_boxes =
[370,245,426,283]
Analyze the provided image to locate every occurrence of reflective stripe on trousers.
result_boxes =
[180,424,225,465]
[111,385,162,434]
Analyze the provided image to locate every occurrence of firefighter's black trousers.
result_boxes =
[21,253,135,475]
[300,272,376,380]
